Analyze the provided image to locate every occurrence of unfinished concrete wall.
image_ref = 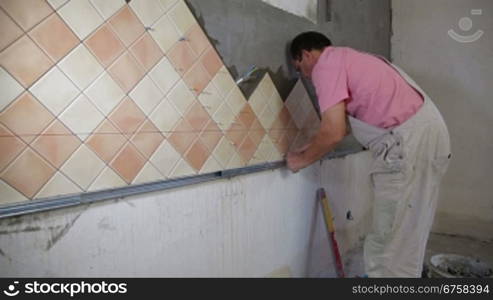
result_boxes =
[392,0,493,240]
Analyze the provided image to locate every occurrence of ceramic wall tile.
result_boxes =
[0,67,24,112]
[168,0,196,35]
[89,0,125,20]
[130,33,164,72]
[110,142,147,183]
[184,138,209,171]
[58,44,104,90]
[148,97,181,138]
[84,72,125,116]
[47,0,69,10]
[0,124,26,172]
[129,0,164,27]
[0,0,53,31]
[35,171,81,199]
[183,61,210,96]
[148,14,180,54]
[211,66,235,98]
[59,93,104,141]
[57,0,104,40]
[186,23,210,57]
[107,51,145,93]
[199,155,221,174]
[130,119,164,159]
[159,0,179,12]
[166,80,195,115]
[88,166,126,192]
[133,162,164,184]
[170,158,196,178]
[108,6,145,47]
[108,97,146,137]
[0,9,24,52]
[85,119,127,163]
[198,80,223,117]
[149,57,180,95]
[129,75,164,115]
[0,179,28,204]
[167,40,197,76]
[167,118,198,155]
[85,23,125,67]
[201,47,223,78]
[149,140,181,178]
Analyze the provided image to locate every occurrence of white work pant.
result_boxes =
[348,65,451,277]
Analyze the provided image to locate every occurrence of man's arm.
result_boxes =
[287,101,347,172]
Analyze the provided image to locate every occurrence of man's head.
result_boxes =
[290,31,332,79]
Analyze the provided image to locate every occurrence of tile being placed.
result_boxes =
[1,148,56,198]
[35,171,82,199]
[107,51,145,93]
[0,92,54,144]
[108,6,145,47]
[0,0,53,31]
[29,66,80,116]
[60,144,105,191]
[0,9,24,52]
[58,44,104,91]
[0,124,26,172]
[0,35,53,88]
[84,72,125,116]
[58,94,105,141]
[88,166,127,192]
[149,140,181,178]
[130,33,164,72]
[168,0,196,35]
[0,179,28,204]
[148,14,180,53]
[129,0,165,27]
[85,23,125,68]
[148,97,180,138]
[0,67,24,112]
[89,0,125,20]
[31,119,81,168]
[29,13,79,63]
[129,75,164,115]
[149,57,180,95]
[58,0,104,40]
[133,162,164,184]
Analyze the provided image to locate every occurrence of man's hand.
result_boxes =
[286,151,307,173]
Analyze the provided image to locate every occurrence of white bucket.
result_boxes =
[429,254,493,278]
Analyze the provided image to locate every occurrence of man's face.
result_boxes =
[293,51,313,80]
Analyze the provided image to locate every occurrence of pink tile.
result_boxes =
[0,35,53,87]
[130,119,164,159]
[167,118,198,155]
[0,92,55,144]
[108,97,146,137]
[0,8,23,51]
[29,13,79,63]
[184,139,209,171]
[186,23,210,56]
[108,51,145,93]
[0,124,26,172]
[201,47,223,78]
[109,6,145,47]
[199,120,222,152]
[238,136,257,163]
[130,33,164,71]
[248,119,266,148]
[85,23,125,67]
[110,142,146,184]
[0,0,53,31]
[1,148,56,198]
[167,41,197,76]
[31,119,81,168]
[238,104,256,129]
[184,101,211,132]
[85,119,127,163]
[183,62,211,96]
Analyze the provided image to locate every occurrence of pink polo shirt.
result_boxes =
[312,47,423,128]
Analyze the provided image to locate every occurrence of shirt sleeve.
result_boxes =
[312,50,349,113]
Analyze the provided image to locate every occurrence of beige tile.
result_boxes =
[1,148,56,198]
[58,0,104,40]
[35,171,82,199]
[268,91,284,118]
[89,0,125,20]
[88,166,126,192]
[0,92,54,144]
[249,81,269,118]
[59,94,105,141]
[0,8,23,51]
[85,119,126,163]
[108,6,145,47]
[258,73,276,100]
[198,80,223,117]
[129,75,164,115]
[199,120,222,153]
[84,72,125,116]
[199,155,221,174]
[0,179,28,204]
[29,66,80,116]
[29,13,79,63]
[133,162,164,184]
[108,97,146,136]
[253,135,276,163]
[47,0,68,10]
[212,101,235,131]
[284,80,305,118]
[212,136,235,168]
[0,0,53,31]
[149,57,180,95]
[0,66,24,112]
[225,86,246,116]
[129,0,164,27]
[159,0,179,11]
[110,142,146,183]
[85,23,125,67]
[0,124,26,172]
[148,97,180,138]
[226,151,245,169]
[60,144,105,190]
[149,14,180,53]
[149,140,181,177]
[170,158,196,178]
[258,105,277,131]
[211,66,235,98]
[168,0,196,35]
[167,80,195,115]
[107,51,145,93]
[58,44,104,90]
[31,119,81,168]
[130,33,164,71]
[0,35,53,88]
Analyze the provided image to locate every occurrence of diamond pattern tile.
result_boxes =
[129,75,164,115]
[184,138,209,171]
[199,155,221,174]
[35,171,81,199]
[167,80,195,115]
[149,140,181,178]
[86,119,127,163]
[57,0,104,40]
[225,86,246,116]
[133,162,164,184]
[170,158,196,178]
[198,80,223,117]
[110,142,146,184]
[84,72,125,116]
[212,66,235,98]
[108,97,146,137]
[184,101,211,132]
[168,0,196,35]
[59,94,104,141]
[186,23,210,57]
[149,57,180,95]
[31,119,81,168]
[0,0,53,31]
[225,117,248,148]
[130,119,164,159]
[88,166,126,192]
[60,144,105,190]
[149,97,181,138]
[148,14,180,53]
[167,118,198,155]
[85,23,125,68]
[29,13,79,63]
[109,5,145,47]
[0,8,23,52]
[167,40,197,76]
[90,0,125,21]
[1,148,56,198]
[29,66,80,116]
[212,101,235,132]
[0,124,26,172]
[0,35,53,88]
[212,136,235,168]
[58,44,104,91]
[47,0,68,10]
[183,62,211,96]
[199,120,222,153]
[107,51,145,93]
[0,92,54,144]
[0,66,24,112]
[130,33,164,72]
[129,0,164,27]
[0,179,27,204]
[201,47,223,78]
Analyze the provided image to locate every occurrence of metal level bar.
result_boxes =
[0,149,364,220]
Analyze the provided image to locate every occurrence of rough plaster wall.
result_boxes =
[392,0,493,240]
[261,0,318,24]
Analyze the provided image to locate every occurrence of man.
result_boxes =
[286,31,451,277]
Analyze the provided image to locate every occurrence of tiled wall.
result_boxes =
[0,0,319,205]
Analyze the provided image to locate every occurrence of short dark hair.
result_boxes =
[290,31,332,61]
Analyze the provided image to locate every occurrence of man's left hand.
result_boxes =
[286,152,306,173]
